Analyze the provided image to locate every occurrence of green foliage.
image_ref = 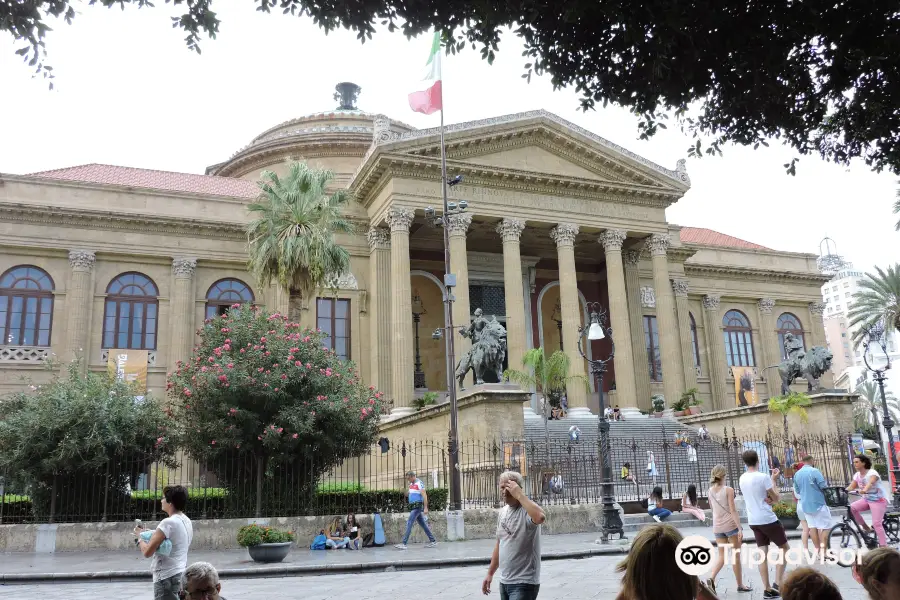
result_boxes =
[772,502,797,519]
[651,395,666,413]
[504,347,588,417]
[246,162,353,303]
[413,391,439,411]
[166,305,383,512]
[848,265,900,346]
[316,482,365,493]
[854,382,900,433]
[237,524,296,547]
[671,397,689,412]
[315,488,448,514]
[874,460,889,481]
[0,361,175,519]
[681,388,701,406]
[768,392,812,436]
[8,3,900,174]
[130,488,227,500]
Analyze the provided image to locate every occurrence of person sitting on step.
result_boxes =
[647,486,671,522]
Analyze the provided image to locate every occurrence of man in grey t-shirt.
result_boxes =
[482,471,545,600]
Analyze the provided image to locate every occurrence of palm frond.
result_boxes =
[848,264,900,346]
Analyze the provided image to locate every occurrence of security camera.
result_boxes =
[447,175,463,187]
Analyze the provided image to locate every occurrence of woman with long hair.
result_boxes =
[345,513,361,550]
[647,486,671,522]
[707,465,750,594]
[681,484,707,523]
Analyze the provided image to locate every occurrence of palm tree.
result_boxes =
[847,264,900,346]
[854,381,900,447]
[768,392,812,438]
[504,348,588,448]
[893,184,900,231]
[246,162,353,311]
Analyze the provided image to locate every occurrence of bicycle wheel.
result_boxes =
[827,523,862,567]
[885,516,900,544]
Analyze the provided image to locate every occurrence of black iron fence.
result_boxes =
[0,430,859,524]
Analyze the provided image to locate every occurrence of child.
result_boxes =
[682,484,707,523]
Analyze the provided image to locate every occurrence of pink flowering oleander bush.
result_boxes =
[167,305,384,512]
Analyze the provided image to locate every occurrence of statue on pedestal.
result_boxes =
[777,332,833,395]
[455,308,507,389]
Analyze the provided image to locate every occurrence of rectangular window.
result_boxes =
[843,282,849,288]
[845,292,851,298]
[841,332,846,337]
[836,304,842,310]
[317,298,350,360]
[643,315,662,381]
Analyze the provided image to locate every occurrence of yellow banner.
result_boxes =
[733,366,759,407]
[107,350,148,397]
[503,441,527,474]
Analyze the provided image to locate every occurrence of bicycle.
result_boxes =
[824,486,900,566]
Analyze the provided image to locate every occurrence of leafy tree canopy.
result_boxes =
[6,0,900,174]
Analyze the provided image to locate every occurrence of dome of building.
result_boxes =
[206,83,416,183]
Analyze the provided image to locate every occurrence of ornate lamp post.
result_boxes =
[412,292,427,389]
[551,301,563,350]
[861,323,899,507]
[577,302,625,542]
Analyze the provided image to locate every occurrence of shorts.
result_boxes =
[750,521,788,548]
[714,527,741,540]
[797,505,806,521]
[804,505,833,530]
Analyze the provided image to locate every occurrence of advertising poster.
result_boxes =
[733,366,759,407]
[849,434,866,465]
[888,441,900,491]
[503,441,527,474]
[107,349,148,401]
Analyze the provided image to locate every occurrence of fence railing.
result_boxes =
[0,430,859,524]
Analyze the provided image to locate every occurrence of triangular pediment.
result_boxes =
[453,144,616,182]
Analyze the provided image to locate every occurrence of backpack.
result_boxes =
[372,512,386,547]
[310,533,327,550]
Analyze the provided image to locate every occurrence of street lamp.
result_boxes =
[412,292,427,389]
[861,322,899,508]
[577,302,625,542]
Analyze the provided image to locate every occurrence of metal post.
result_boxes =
[413,311,426,388]
[876,370,900,508]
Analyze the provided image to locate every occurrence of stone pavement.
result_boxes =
[0,523,807,582]
[0,546,869,600]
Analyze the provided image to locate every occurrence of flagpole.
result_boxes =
[440,105,463,512]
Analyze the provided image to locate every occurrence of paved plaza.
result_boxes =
[0,545,870,600]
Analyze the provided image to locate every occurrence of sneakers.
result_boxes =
[652,515,661,523]
[394,544,408,550]
[425,541,438,548]
[763,589,781,599]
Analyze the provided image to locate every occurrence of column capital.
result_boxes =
[384,206,415,232]
[172,257,197,278]
[366,226,390,251]
[623,249,642,266]
[646,233,671,256]
[758,298,776,314]
[809,301,827,316]
[672,278,690,297]
[446,213,473,237]
[702,294,721,311]
[68,250,96,272]
[598,229,627,252]
[496,217,526,242]
[550,223,579,247]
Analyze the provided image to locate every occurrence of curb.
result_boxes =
[0,529,803,584]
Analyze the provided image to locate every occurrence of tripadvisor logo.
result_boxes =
[674,534,865,576]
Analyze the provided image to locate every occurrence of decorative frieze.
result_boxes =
[446,213,474,237]
[496,217,526,242]
[703,294,721,311]
[646,233,670,256]
[325,272,359,290]
[0,346,50,363]
[640,286,656,308]
[598,228,627,252]
[385,207,415,232]
[623,250,641,266]
[366,227,390,251]
[373,114,399,144]
[68,250,96,272]
[671,279,690,297]
[172,258,197,278]
[758,298,776,314]
[809,302,827,316]
[550,223,580,247]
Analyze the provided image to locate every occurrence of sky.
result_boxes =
[0,3,896,273]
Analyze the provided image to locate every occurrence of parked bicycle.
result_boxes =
[824,486,900,566]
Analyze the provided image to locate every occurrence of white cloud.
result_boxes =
[0,3,896,271]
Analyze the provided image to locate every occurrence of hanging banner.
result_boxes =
[502,441,527,475]
[733,366,759,407]
[888,441,900,491]
[849,434,866,463]
[107,350,148,401]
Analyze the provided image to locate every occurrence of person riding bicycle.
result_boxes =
[847,453,888,547]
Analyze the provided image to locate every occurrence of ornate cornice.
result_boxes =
[68,250,96,272]
[758,298,776,314]
[550,223,579,247]
[496,217,526,242]
[385,206,415,232]
[684,263,832,285]
[646,233,670,257]
[672,278,690,297]
[172,257,197,278]
[702,295,721,310]
[366,227,390,251]
[598,229,627,252]
[809,302,828,316]
[446,213,473,237]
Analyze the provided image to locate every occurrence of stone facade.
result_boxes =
[0,98,831,413]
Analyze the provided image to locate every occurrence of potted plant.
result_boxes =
[671,397,688,417]
[413,391,439,411]
[237,524,295,563]
[681,388,703,415]
[651,395,666,417]
[772,501,800,530]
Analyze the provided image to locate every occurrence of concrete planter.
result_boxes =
[779,516,800,531]
[686,407,702,416]
[248,542,292,563]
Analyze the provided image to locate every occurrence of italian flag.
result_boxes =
[408,31,443,115]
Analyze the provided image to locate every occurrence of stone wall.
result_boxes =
[679,392,855,437]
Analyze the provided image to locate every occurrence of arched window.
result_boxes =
[0,266,54,346]
[690,313,701,373]
[103,273,159,350]
[722,310,755,367]
[205,279,254,319]
[777,312,806,359]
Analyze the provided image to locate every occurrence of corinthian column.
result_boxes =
[673,279,698,391]
[702,294,728,410]
[757,298,781,398]
[599,230,638,410]
[447,213,473,384]
[169,258,197,371]
[498,218,527,371]
[623,250,650,410]
[809,302,834,388]
[367,227,392,399]
[64,250,95,370]
[551,224,588,412]
[646,234,684,404]
[386,207,416,415]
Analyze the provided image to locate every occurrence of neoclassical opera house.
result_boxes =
[0,84,830,416]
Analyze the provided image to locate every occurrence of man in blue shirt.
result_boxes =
[793,455,832,555]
